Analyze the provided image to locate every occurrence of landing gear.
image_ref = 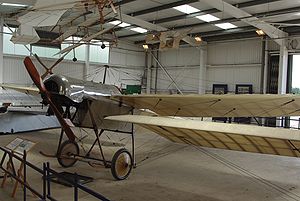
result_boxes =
[53,100,135,180]
[56,140,134,180]
[111,148,133,180]
[57,140,79,168]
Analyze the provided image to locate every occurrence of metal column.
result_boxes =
[278,40,288,94]
[0,16,4,84]
[198,47,207,94]
[84,44,90,81]
[146,51,151,94]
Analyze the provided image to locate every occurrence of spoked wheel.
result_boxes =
[111,148,133,180]
[57,140,79,168]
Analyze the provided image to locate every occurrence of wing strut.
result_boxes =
[150,51,182,94]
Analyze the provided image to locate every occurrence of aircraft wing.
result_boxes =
[55,15,100,42]
[18,0,77,27]
[111,94,300,117]
[18,10,67,27]
[1,84,40,96]
[0,111,60,134]
[57,25,115,55]
[106,115,300,157]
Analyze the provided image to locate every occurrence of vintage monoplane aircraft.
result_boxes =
[145,29,202,51]
[10,0,119,47]
[4,56,300,180]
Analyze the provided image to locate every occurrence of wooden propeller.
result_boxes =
[34,54,65,79]
[24,57,76,142]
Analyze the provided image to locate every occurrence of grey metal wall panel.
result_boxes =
[207,39,262,65]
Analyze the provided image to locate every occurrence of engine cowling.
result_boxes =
[43,74,122,103]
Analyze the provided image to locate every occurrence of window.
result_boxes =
[89,41,109,63]
[61,37,86,61]
[3,27,30,56]
[31,45,59,59]
[3,27,109,63]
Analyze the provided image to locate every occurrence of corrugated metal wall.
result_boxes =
[153,38,263,93]
[207,39,262,93]
[3,39,264,94]
[152,47,202,93]
[3,55,85,84]
[88,42,145,88]
[2,42,145,88]
[207,39,261,65]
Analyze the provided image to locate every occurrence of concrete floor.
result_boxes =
[1,126,300,201]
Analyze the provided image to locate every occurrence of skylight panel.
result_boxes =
[1,3,27,7]
[215,23,237,29]
[196,14,220,22]
[109,20,131,28]
[131,27,148,33]
[173,5,200,14]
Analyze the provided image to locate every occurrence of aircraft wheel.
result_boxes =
[57,140,79,168]
[111,148,133,180]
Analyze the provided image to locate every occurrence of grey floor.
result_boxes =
[0,126,300,201]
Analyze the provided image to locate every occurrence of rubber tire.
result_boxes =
[57,140,79,168]
[111,148,133,180]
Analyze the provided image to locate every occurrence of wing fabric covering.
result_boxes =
[105,115,300,157]
[111,94,300,117]
[1,84,40,96]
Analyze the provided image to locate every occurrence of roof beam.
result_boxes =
[139,0,281,24]
[134,26,256,44]
[116,13,202,46]
[118,0,284,39]
[128,0,198,16]
[133,18,300,44]
[200,0,287,43]
[158,4,299,30]
[117,14,167,32]
[157,6,300,33]
[115,0,137,6]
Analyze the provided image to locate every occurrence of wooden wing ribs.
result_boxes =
[107,94,300,158]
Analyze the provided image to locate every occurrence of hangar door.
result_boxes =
[266,55,293,127]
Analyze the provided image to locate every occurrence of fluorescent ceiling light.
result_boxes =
[131,27,147,33]
[215,23,237,29]
[1,2,27,7]
[196,14,220,22]
[142,44,149,50]
[256,29,265,36]
[173,5,199,14]
[194,36,202,42]
[109,20,131,27]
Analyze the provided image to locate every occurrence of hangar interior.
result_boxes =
[1,0,300,201]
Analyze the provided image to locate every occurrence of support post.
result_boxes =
[0,16,4,84]
[198,47,207,94]
[263,39,269,94]
[84,44,90,81]
[46,163,51,199]
[154,51,158,94]
[146,51,151,94]
[150,51,183,94]
[103,65,109,84]
[277,40,288,127]
[260,36,266,94]
[23,151,26,201]
[42,163,46,200]
[278,40,288,94]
